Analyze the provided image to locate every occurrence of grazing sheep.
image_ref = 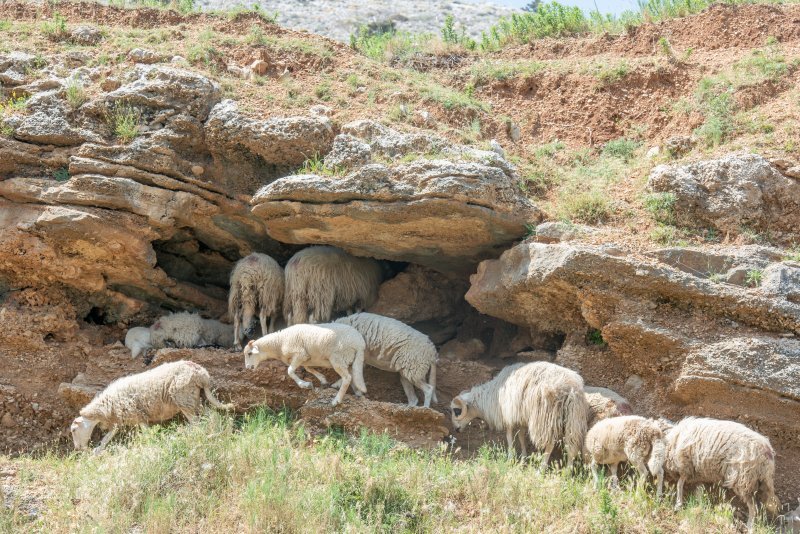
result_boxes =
[228,252,285,350]
[150,312,234,349]
[779,499,800,534]
[124,326,152,359]
[243,323,367,406]
[450,362,590,469]
[334,313,438,407]
[283,246,382,326]
[584,415,666,498]
[585,386,633,426]
[70,360,232,452]
[664,417,780,532]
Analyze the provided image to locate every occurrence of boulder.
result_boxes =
[648,152,800,244]
[252,159,540,273]
[70,25,103,46]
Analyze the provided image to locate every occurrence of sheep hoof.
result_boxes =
[92,447,105,456]
[297,380,313,389]
[330,398,340,407]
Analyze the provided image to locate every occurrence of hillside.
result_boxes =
[1,1,800,531]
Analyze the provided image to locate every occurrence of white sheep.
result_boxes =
[243,323,367,406]
[283,246,382,326]
[664,417,780,532]
[334,312,438,407]
[779,499,800,533]
[124,326,152,359]
[70,360,233,452]
[450,362,590,469]
[585,385,633,426]
[583,415,666,498]
[150,312,234,349]
[228,252,285,350]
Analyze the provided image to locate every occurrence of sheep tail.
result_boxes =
[351,347,368,395]
[429,361,438,404]
[203,387,234,411]
[562,387,589,462]
[648,434,667,477]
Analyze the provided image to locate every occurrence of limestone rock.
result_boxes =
[439,338,486,361]
[252,160,540,272]
[14,111,86,146]
[0,52,43,86]
[70,25,103,45]
[323,134,371,169]
[648,152,800,244]
[205,99,335,167]
[534,221,595,243]
[128,48,162,64]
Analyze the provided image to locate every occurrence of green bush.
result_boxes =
[601,137,641,161]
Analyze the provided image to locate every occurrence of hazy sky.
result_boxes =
[491,0,641,15]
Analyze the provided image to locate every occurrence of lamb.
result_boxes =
[228,252,285,350]
[585,386,633,426]
[283,246,382,326]
[334,312,438,407]
[150,312,234,349]
[583,415,666,498]
[70,360,232,452]
[124,326,152,359]
[450,362,590,469]
[664,417,780,532]
[243,323,367,406]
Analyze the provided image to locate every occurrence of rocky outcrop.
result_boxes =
[466,241,800,449]
[648,152,800,243]
[252,121,540,273]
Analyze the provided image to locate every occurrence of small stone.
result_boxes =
[250,59,269,76]
[1,413,15,428]
[625,374,644,391]
[309,104,332,117]
[70,25,103,46]
[191,165,205,176]
[128,48,161,65]
[646,145,660,159]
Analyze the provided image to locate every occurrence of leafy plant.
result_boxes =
[65,79,87,109]
[587,328,606,346]
[594,61,630,85]
[109,103,140,143]
[601,137,640,161]
[53,167,70,182]
[561,189,611,224]
[745,269,763,288]
[643,192,677,225]
[41,12,68,41]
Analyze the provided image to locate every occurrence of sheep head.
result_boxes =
[70,416,98,450]
[450,393,478,432]
[243,340,263,370]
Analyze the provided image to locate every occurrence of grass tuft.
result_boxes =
[109,102,141,143]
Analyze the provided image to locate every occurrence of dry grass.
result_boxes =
[0,409,776,533]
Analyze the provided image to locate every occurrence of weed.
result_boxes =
[0,120,13,137]
[587,328,606,346]
[707,271,726,284]
[0,92,28,115]
[65,79,87,109]
[296,154,342,176]
[481,2,590,49]
[561,189,611,224]
[602,137,641,161]
[41,12,68,41]
[0,20,11,32]
[524,222,537,237]
[314,80,332,101]
[387,103,412,123]
[187,29,221,69]
[650,224,679,245]
[247,24,267,46]
[643,192,677,225]
[594,61,630,85]
[440,14,477,50]
[469,60,545,86]
[53,167,70,182]
[657,36,675,59]
[109,103,140,143]
[745,269,763,288]
[693,77,735,147]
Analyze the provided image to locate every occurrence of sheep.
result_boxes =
[585,386,633,426]
[243,323,367,406]
[283,246,382,326]
[583,415,666,498]
[150,312,234,350]
[228,252,285,350]
[334,312,438,407]
[778,499,800,533]
[70,360,232,452]
[664,417,780,532]
[450,362,590,469]
[125,326,152,359]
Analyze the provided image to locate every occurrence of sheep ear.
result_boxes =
[251,346,259,354]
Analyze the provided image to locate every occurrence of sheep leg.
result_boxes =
[411,377,435,408]
[259,311,269,338]
[675,476,686,509]
[304,367,328,386]
[93,426,119,454]
[745,495,757,533]
[329,378,342,390]
[539,441,555,473]
[287,355,313,389]
[591,460,601,487]
[517,431,528,458]
[505,428,516,460]
[399,376,419,407]
[331,364,351,406]
[268,315,277,334]
[609,463,620,489]
[233,308,243,350]
[632,458,649,491]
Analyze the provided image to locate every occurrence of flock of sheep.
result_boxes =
[73,245,790,531]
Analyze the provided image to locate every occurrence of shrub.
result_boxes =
[41,12,68,41]
[693,77,735,147]
[601,137,640,161]
[561,189,611,224]
[745,269,763,287]
[53,167,70,182]
[65,79,87,110]
[643,192,676,225]
[594,61,630,85]
[109,103,140,143]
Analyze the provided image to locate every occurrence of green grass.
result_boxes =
[469,59,546,86]
[40,12,68,42]
[186,29,221,69]
[643,192,677,225]
[64,79,87,110]
[602,137,641,161]
[0,408,767,533]
[745,268,763,287]
[594,61,631,86]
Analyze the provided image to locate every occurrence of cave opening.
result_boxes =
[84,306,109,325]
